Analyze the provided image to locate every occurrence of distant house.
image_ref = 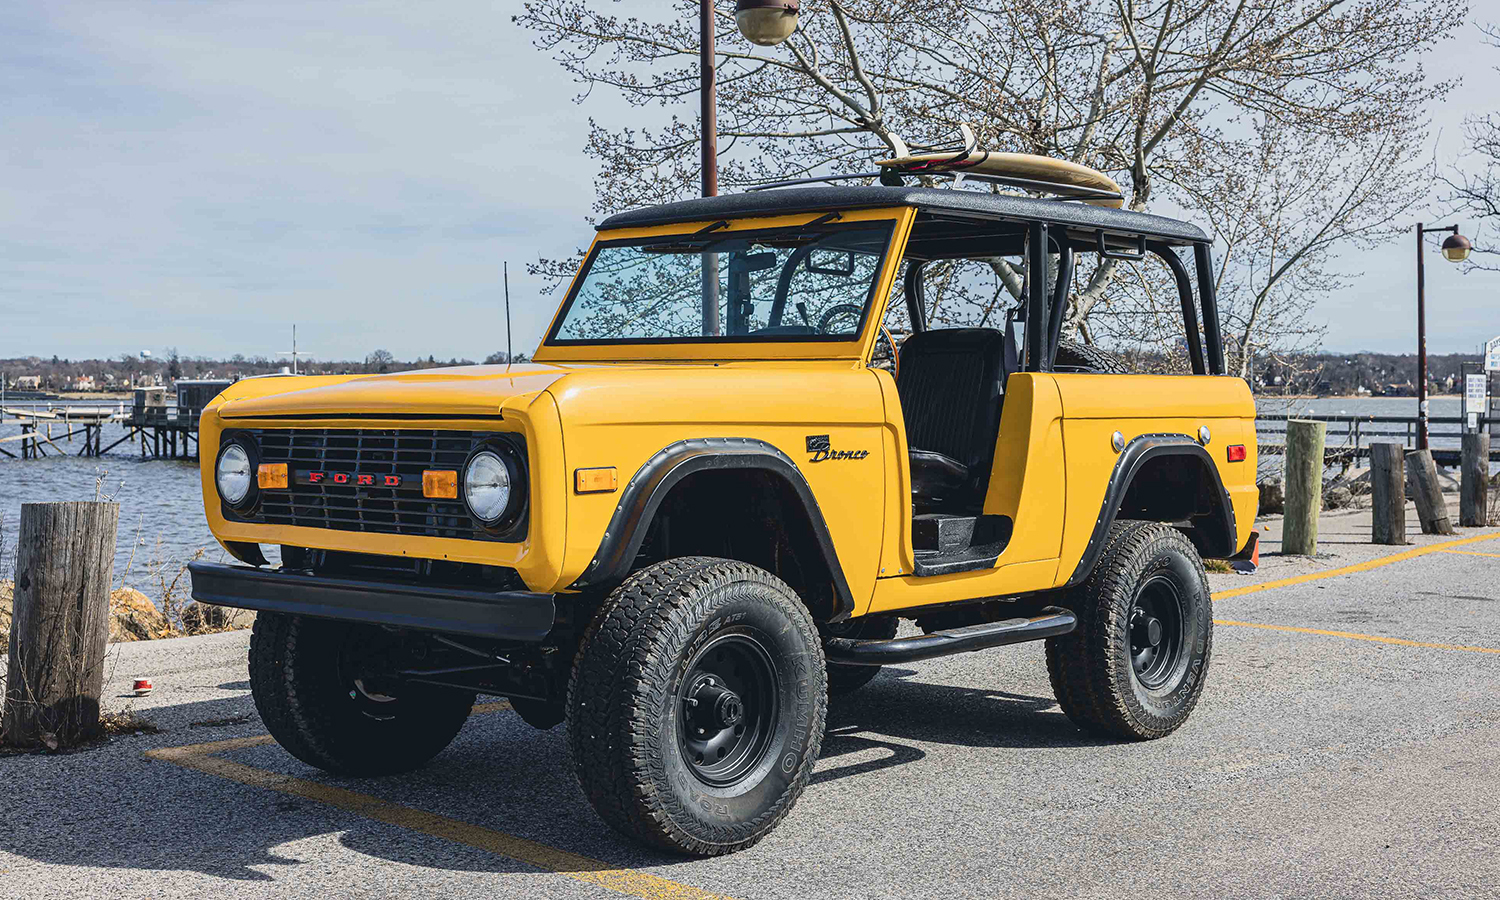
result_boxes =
[73,375,96,391]
[13,375,41,390]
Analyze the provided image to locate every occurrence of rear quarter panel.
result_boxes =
[1052,373,1257,578]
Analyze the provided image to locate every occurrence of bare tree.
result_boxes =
[1445,24,1500,266]
[1101,118,1432,378]
[365,349,395,374]
[518,0,1462,361]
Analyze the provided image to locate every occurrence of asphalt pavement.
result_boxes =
[2,502,1498,899]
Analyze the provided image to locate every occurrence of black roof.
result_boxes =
[596,185,1210,244]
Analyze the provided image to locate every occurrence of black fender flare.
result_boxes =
[569,437,856,619]
[1064,433,1238,588]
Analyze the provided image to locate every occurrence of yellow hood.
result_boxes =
[217,364,572,419]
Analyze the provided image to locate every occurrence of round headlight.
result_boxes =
[216,442,253,507]
[464,450,513,523]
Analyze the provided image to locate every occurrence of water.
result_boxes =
[1255,395,1476,455]
[0,407,230,586]
[1256,396,1465,419]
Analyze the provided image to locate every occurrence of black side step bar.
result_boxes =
[823,607,1076,666]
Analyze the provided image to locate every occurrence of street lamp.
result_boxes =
[735,0,800,46]
[1415,222,1472,449]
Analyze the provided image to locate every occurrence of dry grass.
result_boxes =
[99,706,161,738]
[1204,558,1235,574]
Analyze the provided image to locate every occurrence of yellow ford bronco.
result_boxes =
[190,168,1257,856]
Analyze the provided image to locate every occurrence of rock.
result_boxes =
[1257,478,1284,515]
[180,601,255,634]
[1323,483,1355,510]
[109,587,168,642]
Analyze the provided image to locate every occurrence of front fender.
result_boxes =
[567,437,856,618]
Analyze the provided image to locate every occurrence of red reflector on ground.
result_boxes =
[1226,444,1247,462]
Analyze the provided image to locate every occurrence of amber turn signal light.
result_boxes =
[575,467,618,494]
[257,463,288,489]
[423,469,459,499]
[1226,445,1247,462]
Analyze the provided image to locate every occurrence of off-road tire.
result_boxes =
[822,615,900,696]
[1054,340,1125,374]
[248,612,476,776]
[508,696,565,730]
[1045,521,1212,740]
[566,557,827,856]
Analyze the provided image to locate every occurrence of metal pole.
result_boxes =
[700,0,718,199]
[698,0,722,336]
[1417,223,1429,450]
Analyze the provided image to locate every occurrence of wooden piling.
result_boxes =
[3,501,119,748]
[1283,419,1325,555]
[1461,432,1490,527]
[1370,442,1406,545]
[1405,448,1454,535]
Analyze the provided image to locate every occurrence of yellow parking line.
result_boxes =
[1215,619,1500,655]
[1438,548,1500,559]
[145,701,732,900]
[1213,531,1500,601]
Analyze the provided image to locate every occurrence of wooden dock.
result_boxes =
[1,380,229,461]
[0,406,119,459]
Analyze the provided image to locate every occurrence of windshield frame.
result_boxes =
[535,207,915,363]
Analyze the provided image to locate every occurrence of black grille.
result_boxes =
[234,429,525,542]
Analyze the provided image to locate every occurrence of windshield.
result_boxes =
[548,221,896,344]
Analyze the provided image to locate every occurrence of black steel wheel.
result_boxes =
[821,615,900,696]
[1045,521,1212,740]
[567,557,827,856]
[678,634,778,784]
[1128,575,1186,690]
[248,613,476,776]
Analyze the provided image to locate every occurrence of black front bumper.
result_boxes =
[188,561,556,641]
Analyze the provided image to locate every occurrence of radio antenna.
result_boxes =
[504,262,513,368]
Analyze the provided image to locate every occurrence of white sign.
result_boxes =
[1466,373,1488,414]
[1486,335,1500,371]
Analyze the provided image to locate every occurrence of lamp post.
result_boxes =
[698,2,799,335]
[700,1,800,198]
[1414,222,1473,449]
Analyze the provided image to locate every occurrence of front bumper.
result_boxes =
[187,561,556,641]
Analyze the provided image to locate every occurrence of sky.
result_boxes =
[1,1,1497,363]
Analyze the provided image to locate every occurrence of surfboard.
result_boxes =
[876,150,1125,208]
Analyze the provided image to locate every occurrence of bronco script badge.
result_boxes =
[805,434,869,463]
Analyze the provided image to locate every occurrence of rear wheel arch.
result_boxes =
[569,438,855,622]
[1066,435,1237,587]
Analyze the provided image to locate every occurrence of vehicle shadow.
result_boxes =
[0,693,645,882]
[822,669,1114,750]
[1,672,1115,883]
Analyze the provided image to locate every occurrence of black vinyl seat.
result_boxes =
[896,327,1015,512]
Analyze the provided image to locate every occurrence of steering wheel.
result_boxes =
[816,303,865,335]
